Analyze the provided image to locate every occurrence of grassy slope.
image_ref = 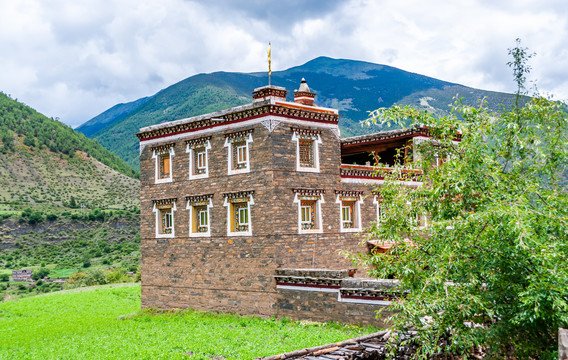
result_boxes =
[0,142,139,211]
[0,285,374,360]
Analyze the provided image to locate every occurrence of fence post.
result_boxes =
[560,328,568,360]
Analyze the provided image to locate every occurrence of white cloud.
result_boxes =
[0,0,566,128]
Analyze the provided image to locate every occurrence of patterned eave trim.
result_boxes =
[334,190,364,196]
[292,188,325,196]
[341,127,430,146]
[290,126,322,136]
[225,128,254,139]
[252,87,288,98]
[340,287,402,300]
[151,143,175,152]
[137,104,339,141]
[185,136,211,147]
[223,190,254,200]
[185,194,213,202]
[293,91,316,97]
[274,275,342,289]
[152,198,177,205]
[139,119,212,141]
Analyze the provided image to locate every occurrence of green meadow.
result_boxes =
[0,284,375,359]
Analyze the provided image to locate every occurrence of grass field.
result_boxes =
[0,284,376,359]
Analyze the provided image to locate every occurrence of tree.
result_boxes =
[357,40,568,357]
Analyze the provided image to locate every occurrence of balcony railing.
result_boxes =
[340,164,422,181]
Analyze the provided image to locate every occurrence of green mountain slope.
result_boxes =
[79,56,521,170]
[0,92,139,211]
[77,97,150,137]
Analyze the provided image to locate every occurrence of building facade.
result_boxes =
[137,79,428,319]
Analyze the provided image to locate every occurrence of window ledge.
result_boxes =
[227,231,252,237]
[297,167,320,173]
[189,232,211,238]
[228,168,250,176]
[156,233,175,238]
[189,174,208,180]
[299,229,323,235]
[340,228,361,233]
[155,178,173,184]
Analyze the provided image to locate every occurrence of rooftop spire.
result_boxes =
[294,78,316,106]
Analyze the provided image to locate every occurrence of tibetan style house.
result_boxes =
[136,79,430,326]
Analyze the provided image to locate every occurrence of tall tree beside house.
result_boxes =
[356,40,568,357]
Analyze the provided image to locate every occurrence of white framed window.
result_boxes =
[236,145,247,165]
[153,199,177,238]
[152,145,175,184]
[300,204,312,227]
[186,194,213,237]
[224,191,254,236]
[197,152,207,170]
[336,191,363,232]
[293,189,324,234]
[341,204,352,228]
[291,128,321,173]
[225,132,253,175]
[186,138,211,180]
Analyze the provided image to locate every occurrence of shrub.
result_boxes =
[0,274,9,282]
[31,268,49,281]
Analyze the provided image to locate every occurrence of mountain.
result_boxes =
[78,56,521,170]
[0,92,139,211]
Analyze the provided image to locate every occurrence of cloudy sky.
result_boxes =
[1,0,566,128]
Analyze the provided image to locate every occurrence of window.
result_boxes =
[300,200,317,230]
[299,138,314,167]
[292,128,321,172]
[197,151,206,170]
[162,210,173,233]
[186,137,211,179]
[336,191,363,232]
[153,199,176,238]
[187,194,213,237]
[341,203,354,229]
[225,131,253,175]
[224,191,254,236]
[159,154,170,178]
[235,203,249,231]
[293,189,324,234]
[236,144,247,165]
[153,144,175,183]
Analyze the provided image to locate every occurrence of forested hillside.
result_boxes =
[78,56,522,170]
[0,92,139,212]
[0,92,137,178]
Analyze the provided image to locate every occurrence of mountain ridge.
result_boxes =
[77,56,520,170]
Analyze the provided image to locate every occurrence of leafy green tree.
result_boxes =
[358,40,568,357]
[31,268,50,281]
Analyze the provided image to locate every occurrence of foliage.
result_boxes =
[0,285,373,359]
[0,91,137,178]
[0,274,8,282]
[31,268,50,281]
[358,41,568,357]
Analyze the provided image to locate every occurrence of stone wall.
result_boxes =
[140,120,384,318]
[275,269,396,327]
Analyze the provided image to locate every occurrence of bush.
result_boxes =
[46,213,58,221]
[31,268,49,281]
[0,274,9,282]
[84,268,107,286]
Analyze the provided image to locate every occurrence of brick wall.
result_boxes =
[275,269,395,327]
[140,119,384,319]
